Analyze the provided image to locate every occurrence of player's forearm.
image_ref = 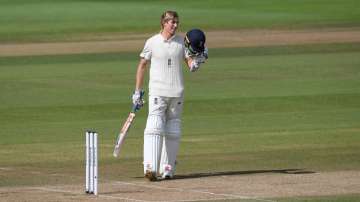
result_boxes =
[135,59,147,90]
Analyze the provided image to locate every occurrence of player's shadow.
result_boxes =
[171,168,315,180]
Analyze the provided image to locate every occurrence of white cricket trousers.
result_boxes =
[143,95,183,177]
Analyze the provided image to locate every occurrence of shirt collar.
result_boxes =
[159,32,176,42]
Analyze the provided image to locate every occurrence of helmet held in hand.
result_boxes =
[185,29,206,55]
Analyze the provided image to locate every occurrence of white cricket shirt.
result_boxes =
[140,33,186,97]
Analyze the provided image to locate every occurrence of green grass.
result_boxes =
[0,43,359,201]
[1,1,359,200]
[0,43,359,190]
[277,194,360,202]
[211,194,360,202]
[0,0,360,42]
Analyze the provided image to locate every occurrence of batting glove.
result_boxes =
[190,60,200,72]
[132,90,145,111]
[203,47,208,59]
[189,48,208,72]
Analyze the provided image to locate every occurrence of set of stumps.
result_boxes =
[85,131,98,195]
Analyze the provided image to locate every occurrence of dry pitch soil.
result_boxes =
[0,28,360,201]
[0,170,359,202]
[1,28,360,56]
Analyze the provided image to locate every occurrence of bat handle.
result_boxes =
[131,104,138,113]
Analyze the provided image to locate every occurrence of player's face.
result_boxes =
[164,18,179,35]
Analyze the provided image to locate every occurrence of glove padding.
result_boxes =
[132,90,145,111]
[190,60,200,72]
[189,48,208,72]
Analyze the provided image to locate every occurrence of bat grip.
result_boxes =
[131,104,138,113]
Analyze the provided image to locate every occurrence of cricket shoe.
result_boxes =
[160,164,174,180]
[161,174,173,180]
[145,170,158,181]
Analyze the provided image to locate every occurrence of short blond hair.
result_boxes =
[160,11,179,29]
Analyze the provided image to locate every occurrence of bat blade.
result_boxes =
[113,112,136,157]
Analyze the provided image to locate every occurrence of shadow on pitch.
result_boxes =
[171,168,316,180]
[133,169,315,180]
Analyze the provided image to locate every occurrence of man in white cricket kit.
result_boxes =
[132,11,208,181]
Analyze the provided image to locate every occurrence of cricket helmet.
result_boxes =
[185,28,206,55]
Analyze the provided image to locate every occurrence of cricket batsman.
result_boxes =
[132,10,208,181]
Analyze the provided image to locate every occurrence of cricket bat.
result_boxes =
[113,105,137,158]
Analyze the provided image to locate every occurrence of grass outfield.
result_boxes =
[0,42,359,195]
[0,0,360,42]
[214,195,360,202]
[276,195,360,202]
[1,1,359,201]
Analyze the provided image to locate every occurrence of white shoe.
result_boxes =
[161,173,173,180]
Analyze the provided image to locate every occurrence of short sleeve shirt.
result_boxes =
[140,34,186,97]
